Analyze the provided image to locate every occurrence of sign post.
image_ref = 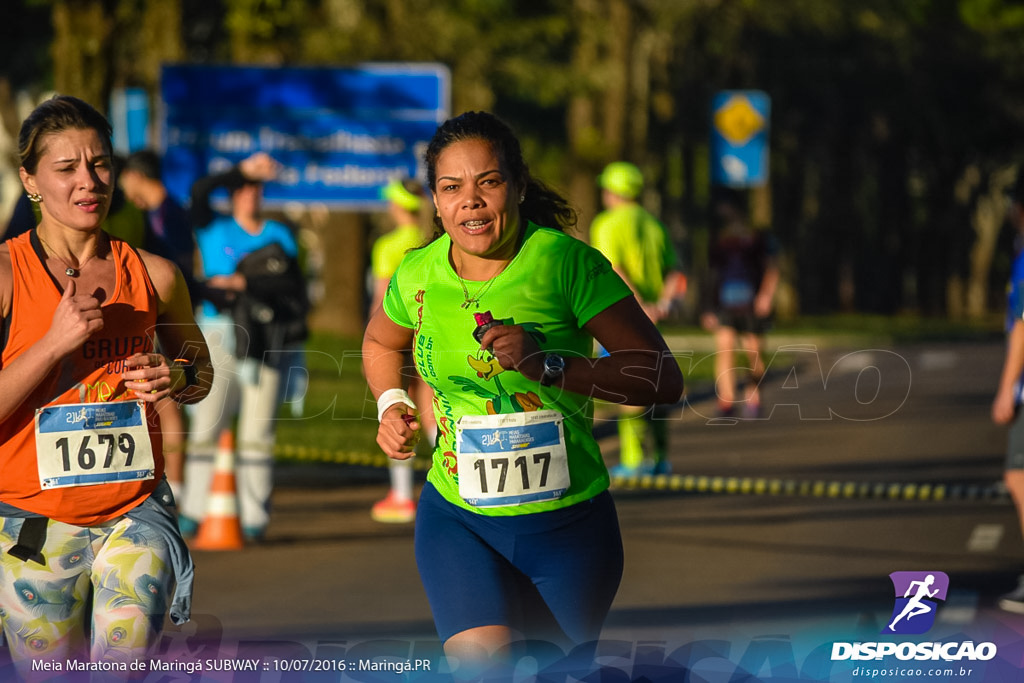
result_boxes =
[710,90,770,188]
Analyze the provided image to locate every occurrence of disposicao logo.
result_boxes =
[831,570,998,664]
[883,571,948,635]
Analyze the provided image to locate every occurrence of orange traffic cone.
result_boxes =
[192,429,245,551]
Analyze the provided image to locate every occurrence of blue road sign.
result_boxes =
[711,90,770,187]
[159,63,450,208]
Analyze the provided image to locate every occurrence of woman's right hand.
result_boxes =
[43,279,103,358]
[376,405,420,460]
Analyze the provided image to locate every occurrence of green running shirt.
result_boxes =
[589,203,676,303]
[383,222,632,516]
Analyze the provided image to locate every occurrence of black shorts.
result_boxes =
[716,309,772,336]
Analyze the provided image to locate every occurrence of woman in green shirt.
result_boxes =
[362,111,683,676]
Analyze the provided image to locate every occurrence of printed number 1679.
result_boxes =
[56,434,135,471]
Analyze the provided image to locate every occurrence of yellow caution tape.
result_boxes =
[607,471,1007,503]
[273,444,1007,502]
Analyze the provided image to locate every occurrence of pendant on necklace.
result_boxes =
[65,268,78,277]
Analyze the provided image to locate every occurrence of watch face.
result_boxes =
[541,354,565,386]
[545,354,565,373]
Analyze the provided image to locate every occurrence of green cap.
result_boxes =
[598,161,644,199]
[381,178,422,212]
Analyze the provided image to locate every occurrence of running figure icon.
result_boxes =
[888,574,940,631]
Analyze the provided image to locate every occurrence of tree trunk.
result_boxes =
[567,0,603,236]
[628,27,654,169]
[602,0,630,158]
[966,164,1017,319]
[52,0,114,112]
[0,79,26,228]
[137,1,184,85]
[305,211,369,338]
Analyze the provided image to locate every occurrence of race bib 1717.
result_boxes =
[456,410,570,507]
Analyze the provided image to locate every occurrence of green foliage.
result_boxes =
[224,0,314,61]
[8,0,1024,319]
[959,0,1024,31]
[273,331,380,455]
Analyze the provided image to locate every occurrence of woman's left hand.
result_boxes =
[478,324,545,382]
[122,353,176,402]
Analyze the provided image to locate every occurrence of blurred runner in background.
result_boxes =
[368,177,436,523]
[589,161,685,476]
[992,174,1024,613]
[120,149,196,505]
[701,188,779,418]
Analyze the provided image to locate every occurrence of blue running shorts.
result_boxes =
[414,482,623,645]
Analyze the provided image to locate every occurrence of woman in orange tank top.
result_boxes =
[0,95,212,673]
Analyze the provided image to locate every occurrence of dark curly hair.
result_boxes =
[424,111,576,241]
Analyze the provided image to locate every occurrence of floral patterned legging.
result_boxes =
[0,514,172,673]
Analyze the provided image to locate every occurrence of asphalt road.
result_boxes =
[152,340,1024,681]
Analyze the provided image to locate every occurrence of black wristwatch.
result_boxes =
[540,353,566,387]
[171,359,199,402]
[178,361,199,389]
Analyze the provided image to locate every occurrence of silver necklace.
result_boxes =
[38,233,98,278]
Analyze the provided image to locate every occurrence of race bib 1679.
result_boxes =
[35,401,155,489]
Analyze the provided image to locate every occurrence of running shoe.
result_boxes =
[371,492,416,523]
[650,460,672,476]
[609,463,643,478]
[998,575,1024,614]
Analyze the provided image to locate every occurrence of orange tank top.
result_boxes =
[0,231,163,525]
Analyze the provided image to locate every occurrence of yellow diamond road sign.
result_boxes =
[714,94,765,147]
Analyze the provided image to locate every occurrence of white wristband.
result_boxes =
[376,388,417,423]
